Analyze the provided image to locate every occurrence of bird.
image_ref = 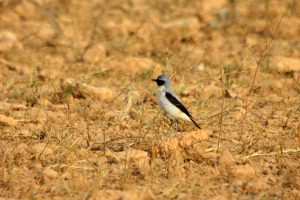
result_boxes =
[152,74,201,129]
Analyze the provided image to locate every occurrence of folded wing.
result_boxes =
[165,92,201,129]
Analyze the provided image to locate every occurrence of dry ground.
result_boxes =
[0,0,300,199]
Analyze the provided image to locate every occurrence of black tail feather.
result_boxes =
[190,117,201,129]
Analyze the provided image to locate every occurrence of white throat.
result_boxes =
[157,85,166,93]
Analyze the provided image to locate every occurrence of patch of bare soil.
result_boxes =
[0,0,299,199]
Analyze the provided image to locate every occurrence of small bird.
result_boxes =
[152,74,201,129]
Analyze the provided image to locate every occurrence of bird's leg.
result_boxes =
[167,118,174,134]
[175,119,180,132]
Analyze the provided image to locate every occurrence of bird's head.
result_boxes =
[152,74,171,86]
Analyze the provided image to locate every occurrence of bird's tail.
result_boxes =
[190,117,201,129]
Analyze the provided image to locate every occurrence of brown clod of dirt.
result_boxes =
[246,178,270,192]
[117,56,162,73]
[65,78,115,100]
[159,130,209,161]
[178,130,210,148]
[0,114,18,126]
[90,188,155,200]
[157,130,210,176]
[83,43,107,64]
[111,148,149,162]
[43,168,58,179]
[0,31,20,52]
[219,149,236,166]
[106,148,150,175]
[270,56,300,73]
[31,143,54,157]
[234,164,256,180]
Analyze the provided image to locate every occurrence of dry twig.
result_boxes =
[240,12,286,135]
[243,148,300,160]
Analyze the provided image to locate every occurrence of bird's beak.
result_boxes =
[152,79,157,82]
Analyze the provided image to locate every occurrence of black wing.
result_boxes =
[165,92,201,129]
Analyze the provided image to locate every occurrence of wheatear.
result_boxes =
[152,74,201,129]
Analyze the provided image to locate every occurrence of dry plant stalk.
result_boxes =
[120,90,132,121]
[243,148,300,160]
[217,68,225,152]
[240,12,286,136]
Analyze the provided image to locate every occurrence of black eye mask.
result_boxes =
[156,79,165,86]
[152,79,165,86]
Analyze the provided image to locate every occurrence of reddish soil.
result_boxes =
[0,0,300,199]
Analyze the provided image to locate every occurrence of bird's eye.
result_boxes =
[156,79,165,86]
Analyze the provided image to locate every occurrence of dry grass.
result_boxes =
[0,0,300,199]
